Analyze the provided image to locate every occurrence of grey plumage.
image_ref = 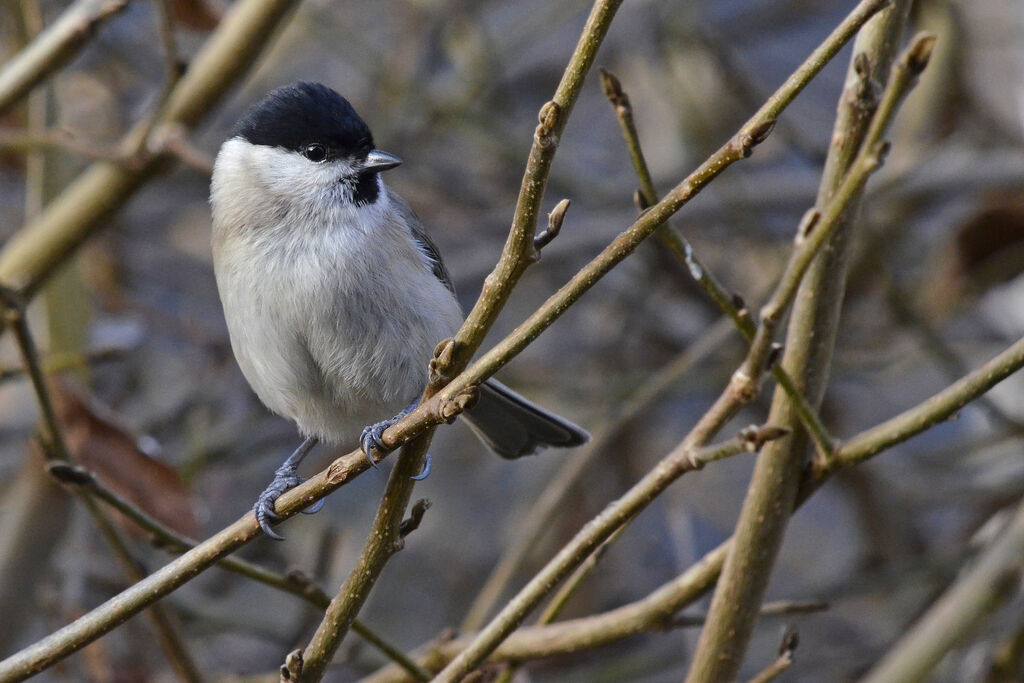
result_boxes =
[211,83,588,535]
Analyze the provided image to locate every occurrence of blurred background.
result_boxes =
[1,0,1023,680]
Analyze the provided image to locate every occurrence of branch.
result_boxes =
[460,315,737,632]
[822,333,1024,472]
[45,461,432,681]
[0,292,203,682]
[442,0,626,380]
[684,10,924,681]
[297,3,625,678]
[0,0,130,116]
[748,626,799,683]
[599,67,836,458]
[382,0,892,453]
[0,0,299,298]
[431,427,788,682]
[860,500,1024,683]
[365,595,819,682]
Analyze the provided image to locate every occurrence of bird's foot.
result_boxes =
[359,399,420,469]
[253,437,320,540]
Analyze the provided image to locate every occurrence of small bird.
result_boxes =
[210,82,589,539]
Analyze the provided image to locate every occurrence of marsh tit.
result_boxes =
[210,82,589,539]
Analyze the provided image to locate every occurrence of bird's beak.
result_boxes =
[363,149,402,173]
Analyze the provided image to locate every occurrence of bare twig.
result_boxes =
[0,292,203,682]
[684,14,925,682]
[822,332,1024,472]
[599,66,836,458]
[431,427,787,683]
[45,461,432,681]
[860,500,1024,683]
[441,0,626,380]
[124,0,182,159]
[748,626,799,683]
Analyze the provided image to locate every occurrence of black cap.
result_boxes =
[231,82,374,159]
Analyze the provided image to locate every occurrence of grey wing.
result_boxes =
[388,189,456,295]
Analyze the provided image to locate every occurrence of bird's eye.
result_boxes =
[303,144,327,163]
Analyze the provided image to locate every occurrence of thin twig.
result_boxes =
[684,16,927,682]
[431,427,788,683]
[599,67,836,458]
[44,461,432,681]
[124,0,182,159]
[0,292,204,683]
[748,626,799,683]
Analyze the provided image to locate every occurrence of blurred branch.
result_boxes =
[0,0,299,298]
[860,499,1024,683]
[0,0,130,116]
[0,345,129,383]
[0,291,203,683]
[883,275,1024,433]
[685,9,922,680]
[599,66,836,458]
[125,0,182,158]
[0,127,125,162]
[45,461,431,681]
[0,125,215,174]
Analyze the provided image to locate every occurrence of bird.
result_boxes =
[210,82,589,539]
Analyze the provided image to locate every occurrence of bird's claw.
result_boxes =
[360,419,395,469]
[254,466,323,540]
[411,451,432,481]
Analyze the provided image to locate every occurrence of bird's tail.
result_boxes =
[461,379,589,459]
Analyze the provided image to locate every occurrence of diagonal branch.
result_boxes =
[0,291,203,683]
[0,0,130,116]
[298,3,625,678]
[381,0,893,453]
[0,0,300,298]
[45,461,432,681]
[599,66,836,458]
[684,15,929,680]
[431,427,789,683]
